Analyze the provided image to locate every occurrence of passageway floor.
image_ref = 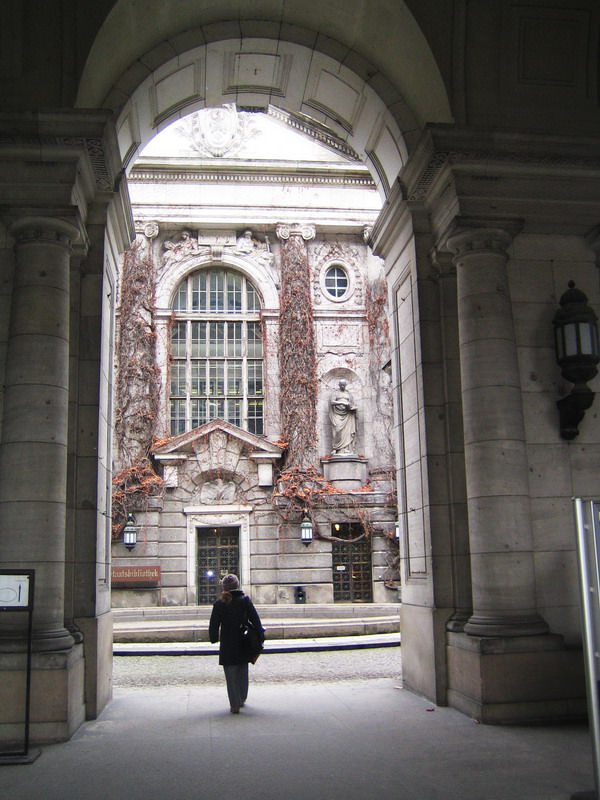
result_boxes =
[0,673,594,800]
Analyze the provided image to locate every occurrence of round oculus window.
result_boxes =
[324,265,349,299]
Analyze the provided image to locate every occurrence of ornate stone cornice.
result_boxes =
[0,135,114,192]
[407,149,600,203]
[0,112,134,248]
[267,106,361,161]
[129,165,374,188]
[402,125,600,238]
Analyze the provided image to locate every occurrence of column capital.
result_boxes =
[10,216,80,248]
[275,223,316,241]
[446,226,515,259]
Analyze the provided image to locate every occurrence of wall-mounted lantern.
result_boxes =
[553,281,599,440]
[122,513,138,551]
[300,512,313,546]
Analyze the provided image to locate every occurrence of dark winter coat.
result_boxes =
[209,590,265,666]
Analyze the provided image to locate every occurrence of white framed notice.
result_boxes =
[0,573,32,609]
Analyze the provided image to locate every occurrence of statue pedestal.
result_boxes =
[322,455,368,490]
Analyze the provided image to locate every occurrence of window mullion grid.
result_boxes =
[169,270,263,434]
[186,319,193,431]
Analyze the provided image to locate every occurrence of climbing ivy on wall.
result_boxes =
[278,234,318,470]
[365,274,395,466]
[112,239,163,536]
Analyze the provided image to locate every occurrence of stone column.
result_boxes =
[0,216,80,652]
[447,227,548,637]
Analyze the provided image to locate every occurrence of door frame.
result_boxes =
[184,505,252,604]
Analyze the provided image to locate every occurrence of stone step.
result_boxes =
[114,632,401,655]
[112,602,399,621]
[112,604,401,643]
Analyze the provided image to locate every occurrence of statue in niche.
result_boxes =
[234,229,255,254]
[329,379,357,455]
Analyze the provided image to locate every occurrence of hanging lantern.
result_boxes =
[122,513,138,551]
[553,282,599,439]
[300,513,313,546]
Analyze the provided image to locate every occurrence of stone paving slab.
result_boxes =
[0,678,593,800]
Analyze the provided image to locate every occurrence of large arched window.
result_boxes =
[169,268,263,435]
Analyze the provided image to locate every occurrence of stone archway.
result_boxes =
[84,12,450,727]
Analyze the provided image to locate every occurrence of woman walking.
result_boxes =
[209,574,265,713]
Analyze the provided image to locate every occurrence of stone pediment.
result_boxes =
[152,419,284,489]
[152,418,284,458]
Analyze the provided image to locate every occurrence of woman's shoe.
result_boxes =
[230,706,240,714]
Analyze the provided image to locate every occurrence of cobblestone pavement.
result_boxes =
[113,645,402,687]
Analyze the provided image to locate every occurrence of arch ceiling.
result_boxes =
[113,35,418,199]
[78,2,451,191]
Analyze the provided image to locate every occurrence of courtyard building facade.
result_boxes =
[110,112,398,610]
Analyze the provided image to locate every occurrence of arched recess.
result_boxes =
[155,251,279,311]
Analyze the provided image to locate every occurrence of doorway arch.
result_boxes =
[77,3,451,729]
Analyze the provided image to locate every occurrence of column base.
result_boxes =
[446,609,471,632]
[447,631,586,724]
[0,643,85,747]
[0,627,75,653]
[464,612,549,637]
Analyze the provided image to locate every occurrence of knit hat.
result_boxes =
[222,574,240,591]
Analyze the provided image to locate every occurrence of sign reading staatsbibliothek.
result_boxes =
[111,565,161,588]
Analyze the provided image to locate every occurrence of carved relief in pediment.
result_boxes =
[192,429,242,475]
[198,477,237,504]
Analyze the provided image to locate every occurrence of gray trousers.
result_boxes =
[223,663,249,709]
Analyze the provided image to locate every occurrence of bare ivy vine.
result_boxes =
[112,239,164,537]
[278,234,318,470]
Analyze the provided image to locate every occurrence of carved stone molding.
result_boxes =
[142,221,160,239]
[407,152,449,202]
[446,227,514,260]
[0,135,114,192]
